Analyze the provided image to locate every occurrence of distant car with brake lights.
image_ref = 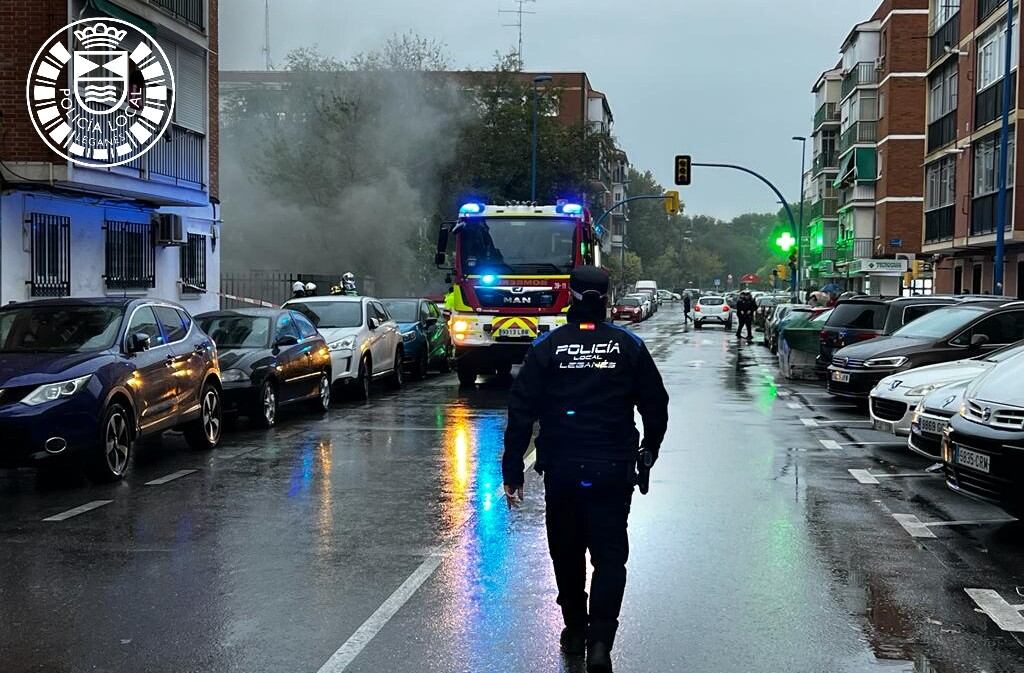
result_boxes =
[943,353,1024,515]
[196,309,332,428]
[284,295,404,400]
[693,295,731,330]
[381,298,453,378]
[611,297,644,322]
[827,300,1024,399]
[0,298,221,481]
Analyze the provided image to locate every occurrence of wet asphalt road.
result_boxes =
[3,309,1024,673]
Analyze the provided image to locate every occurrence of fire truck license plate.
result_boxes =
[498,328,532,339]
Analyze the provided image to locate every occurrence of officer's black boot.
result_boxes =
[586,641,613,673]
[560,627,587,656]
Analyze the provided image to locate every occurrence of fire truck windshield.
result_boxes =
[459,218,576,275]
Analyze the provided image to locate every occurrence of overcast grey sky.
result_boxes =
[220,0,879,220]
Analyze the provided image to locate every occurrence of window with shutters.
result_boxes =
[180,233,207,293]
[104,220,156,290]
[28,213,71,297]
[156,37,207,132]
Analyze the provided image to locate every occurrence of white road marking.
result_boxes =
[787,402,803,410]
[42,500,113,522]
[144,469,197,486]
[849,469,880,484]
[775,390,789,398]
[893,513,937,538]
[965,589,1024,632]
[820,439,843,450]
[319,447,539,673]
[925,518,1018,528]
[839,441,907,446]
[814,419,873,425]
[801,418,818,427]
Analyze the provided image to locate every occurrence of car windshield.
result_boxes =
[984,340,1024,363]
[459,218,575,274]
[0,305,123,353]
[826,302,886,330]
[198,316,271,348]
[701,297,724,306]
[288,301,362,328]
[618,298,640,307]
[383,300,420,323]
[892,306,989,339]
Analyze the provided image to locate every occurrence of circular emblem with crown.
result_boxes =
[26,18,175,168]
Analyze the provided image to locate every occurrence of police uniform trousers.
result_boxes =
[543,464,633,647]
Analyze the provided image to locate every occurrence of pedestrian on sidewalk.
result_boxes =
[736,290,756,340]
[502,266,669,673]
[682,291,692,325]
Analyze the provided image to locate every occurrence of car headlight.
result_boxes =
[220,369,248,383]
[906,383,940,398]
[328,336,356,351]
[402,331,417,343]
[22,375,93,406]
[864,356,908,368]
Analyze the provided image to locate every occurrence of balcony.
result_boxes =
[838,183,875,208]
[976,78,1017,129]
[927,111,957,153]
[979,0,1007,24]
[149,0,206,30]
[925,205,955,242]
[841,62,879,99]
[971,190,1014,236]
[814,102,840,129]
[812,152,838,175]
[114,124,207,191]
[836,237,874,262]
[809,197,839,220]
[839,121,877,153]
[929,11,960,66]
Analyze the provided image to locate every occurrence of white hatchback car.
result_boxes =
[283,296,404,400]
[694,295,732,330]
[868,340,1024,436]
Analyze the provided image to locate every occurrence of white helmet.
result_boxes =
[343,272,355,282]
[292,281,305,293]
[305,282,317,292]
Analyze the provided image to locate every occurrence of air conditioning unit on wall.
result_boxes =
[153,213,185,246]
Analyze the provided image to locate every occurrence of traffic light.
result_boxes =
[776,264,787,280]
[911,259,924,279]
[775,231,797,253]
[664,190,680,215]
[903,271,913,287]
[674,155,692,186]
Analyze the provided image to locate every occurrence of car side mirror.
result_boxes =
[434,252,447,267]
[368,317,380,330]
[424,317,438,327]
[274,334,299,348]
[127,332,151,353]
[970,334,990,349]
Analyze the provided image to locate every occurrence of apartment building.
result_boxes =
[0,0,219,309]
[809,1,929,295]
[923,0,1023,296]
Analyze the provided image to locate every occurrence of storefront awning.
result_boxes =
[834,151,855,188]
[854,147,877,184]
[87,0,157,35]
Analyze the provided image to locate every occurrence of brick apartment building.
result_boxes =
[219,69,628,262]
[807,0,929,295]
[0,0,220,310]
[923,0,1023,296]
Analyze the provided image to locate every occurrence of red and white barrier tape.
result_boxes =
[177,281,278,308]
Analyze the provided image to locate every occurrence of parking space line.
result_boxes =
[849,469,880,484]
[965,589,1024,632]
[145,469,197,486]
[925,518,1017,527]
[42,500,113,522]
[786,402,803,410]
[801,418,818,427]
[892,513,937,538]
[820,439,843,450]
[849,469,934,485]
[814,419,873,425]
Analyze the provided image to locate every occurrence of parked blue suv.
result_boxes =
[382,298,453,379]
[0,298,222,481]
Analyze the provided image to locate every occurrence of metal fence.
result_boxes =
[219,272,378,309]
[150,0,205,29]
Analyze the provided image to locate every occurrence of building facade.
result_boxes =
[810,1,929,295]
[0,0,219,310]
[923,0,1023,296]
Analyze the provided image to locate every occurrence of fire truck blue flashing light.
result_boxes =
[459,203,485,215]
[481,274,497,285]
[557,203,584,215]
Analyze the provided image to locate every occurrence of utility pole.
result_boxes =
[500,0,537,70]
[262,0,273,70]
[994,1,1015,295]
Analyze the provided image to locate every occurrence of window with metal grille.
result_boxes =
[180,233,207,293]
[28,213,71,297]
[105,220,156,290]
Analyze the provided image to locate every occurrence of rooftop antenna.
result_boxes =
[262,0,273,70]
[499,0,537,70]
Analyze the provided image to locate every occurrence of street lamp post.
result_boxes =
[792,136,808,301]
[531,74,553,203]
[994,3,1015,295]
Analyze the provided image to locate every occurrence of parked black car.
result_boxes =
[196,309,332,428]
[827,300,1024,398]
[818,296,959,369]
[944,355,1024,514]
[0,298,221,481]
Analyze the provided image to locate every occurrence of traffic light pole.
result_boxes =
[691,162,800,301]
[993,1,1015,295]
[593,194,678,291]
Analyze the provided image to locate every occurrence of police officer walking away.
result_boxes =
[502,266,669,672]
[736,290,756,341]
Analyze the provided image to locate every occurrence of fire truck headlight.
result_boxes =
[453,320,470,333]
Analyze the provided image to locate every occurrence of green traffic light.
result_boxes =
[775,232,796,253]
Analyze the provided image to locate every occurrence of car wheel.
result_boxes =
[457,360,477,387]
[254,379,277,429]
[414,353,429,380]
[354,355,371,401]
[309,372,331,413]
[85,402,133,482]
[388,348,405,389]
[184,383,222,450]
